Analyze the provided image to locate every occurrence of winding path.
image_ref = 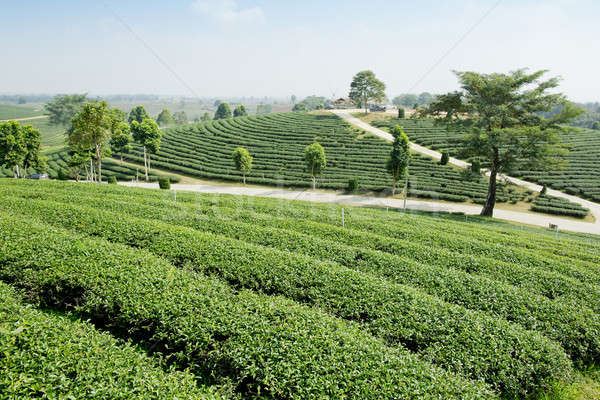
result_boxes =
[332,110,600,234]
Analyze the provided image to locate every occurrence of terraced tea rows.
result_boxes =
[372,118,600,203]
[1,179,599,398]
[124,112,503,202]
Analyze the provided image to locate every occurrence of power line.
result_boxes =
[408,0,503,92]
[102,2,200,98]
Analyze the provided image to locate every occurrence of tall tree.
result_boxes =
[131,118,161,181]
[386,126,410,195]
[349,70,386,113]
[173,111,188,125]
[422,69,583,217]
[69,101,114,183]
[44,94,87,126]
[201,112,211,122]
[233,105,248,117]
[304,142,326,190]
[110,121,132,162]
[128,105,150,124]
[214,103,232,120]
[393,94,418,108]
[66,150,90,182]
[232,147,253,184]
[156,109,175,126]
[21,125,45,177]
[0,121,26,178]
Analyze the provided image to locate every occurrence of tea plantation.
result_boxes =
[123,112,503,202]
[372,118,600,203]
[1,179,599,399]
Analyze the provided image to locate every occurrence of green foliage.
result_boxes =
[0,210,493,400]
[541,185,548,195]
[69,101,115,183]
[441,151,449,165]
[398,107,405,118]
[201,112,211,121]
[158,176,170,189]
[298,96,328,111]
[128,105,150,124]
[305,142,326,189]
[0,282,219,399]
[531,195,589,218]
[423,69,584,216]
[349,70,386,112]
[256,104,272,114]
[131,118,161,154]
[347,177,359,192]
[0,121,26,176]
[57,169,68,180]
[214,103,232,120]
[173,110,188,125]
[231,147,252,184]
[292,103,307,112]
[44,93,87,126]
[108,175,117,184]
[233,104,248,117]
[156,109,175,126]
[386,125,410,194]
[471,159,481,174]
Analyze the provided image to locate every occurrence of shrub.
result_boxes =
[398,108,405,118]
[57,169,68,181]
[158,177,170,190]
[541,185,547,195]
[2,197,573,396]
[0,213,494,400]
[108,176,117,184]
[347,178,359,192]
[440,151,450,165]
[0,282,218,399]
[470,159,481,173]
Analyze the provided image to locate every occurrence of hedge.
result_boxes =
[0,196,574,397]
[0,213,495,400]
[0,282,219,399]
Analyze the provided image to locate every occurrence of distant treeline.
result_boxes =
[541,102,600,130]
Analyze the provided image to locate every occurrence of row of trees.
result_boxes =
[0,121,45,178]
[65,103,160,183]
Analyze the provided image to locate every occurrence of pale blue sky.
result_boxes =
[1,0,598,101]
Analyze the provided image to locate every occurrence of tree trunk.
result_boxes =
[95,144,102,183]
[243,174,246,185]
[364,94,368,113]
[480,148,499,217]
[312,176,316,190]
[143,146,149,181]
[392,179,396,196]
[90,159,94,182]
[23,165,27,178]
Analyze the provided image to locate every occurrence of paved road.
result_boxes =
[120,182,599,234]
[332,110,600,234]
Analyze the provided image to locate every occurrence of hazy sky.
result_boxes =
[1,0,598,102]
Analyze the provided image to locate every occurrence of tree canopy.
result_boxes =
[173,111,188,125]
[69,101,114,183]
[44,94,88,126]
[131,118,161,181]
[214,103,232,120]
[386,125,410,195]
[156,109,175,126]
[233,105,248,117]
[304,142,326,190]
[128,105,151,124]
[232,147,253,184]
[422,68,583,217]
[349,70,386,112]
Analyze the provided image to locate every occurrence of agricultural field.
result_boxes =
[370,117,600,204]
[0,103,44,120]
[0,179,599,399]
[125,112,512,201]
